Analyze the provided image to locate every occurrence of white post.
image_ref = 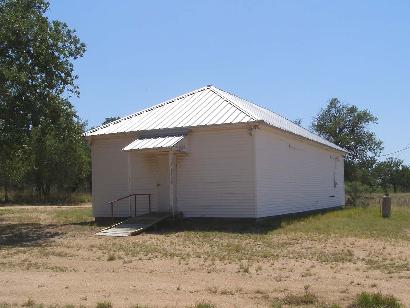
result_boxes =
[127,152,132,216]
[168,150,176,216]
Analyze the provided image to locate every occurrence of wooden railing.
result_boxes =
[108,193,151,218]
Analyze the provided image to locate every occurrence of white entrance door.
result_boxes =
[157,155,170,212]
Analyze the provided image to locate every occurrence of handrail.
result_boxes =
[108,193,151,218]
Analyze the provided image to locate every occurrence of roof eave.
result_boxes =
[258,121,348,155]
[83,121,260,140]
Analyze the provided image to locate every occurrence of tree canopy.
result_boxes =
[311,98,383,182]
[102,116,120,125]
[0,0,88,201]
[373,158,406,193]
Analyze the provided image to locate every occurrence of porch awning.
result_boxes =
[122,135,186,152]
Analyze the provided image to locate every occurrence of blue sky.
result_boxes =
[48,1,410,163]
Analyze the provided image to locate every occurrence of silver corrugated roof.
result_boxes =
[86,85,345,152]
[123,136,185,151]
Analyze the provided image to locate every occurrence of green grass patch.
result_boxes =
[193,302,216,308]
[0,206,93,225]
[52,207,93,224]
[351,292,402,308]
[276,205,410,239]
[165,203,410,241]
[96,302,112,308]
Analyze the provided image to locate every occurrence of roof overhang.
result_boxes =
[258,122,348,155]
[122,135,187,152]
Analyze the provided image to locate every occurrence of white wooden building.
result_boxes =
[85,86,346,219]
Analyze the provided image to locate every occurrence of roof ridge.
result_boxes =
[86,86,210,135]
[208,86,258,121]
[213,85,286,122]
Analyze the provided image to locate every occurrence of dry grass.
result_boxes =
[0,197,409,307]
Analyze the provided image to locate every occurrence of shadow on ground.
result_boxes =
[150,206,345,235]
[154,218,282,235]
[0,223,63,247]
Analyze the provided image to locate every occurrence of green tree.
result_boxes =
[0,147,27,202]
[311,98,383,182]
[397,165,410,192]
[0,0,87,201]
[28,104,90,199]
[373,158,403,193]
[292,118,303,126]
[102,116,120,125]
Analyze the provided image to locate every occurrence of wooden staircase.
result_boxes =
[96,212,172,237]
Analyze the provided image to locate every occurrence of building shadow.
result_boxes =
[149,206,344,235]
[159,218,281,235]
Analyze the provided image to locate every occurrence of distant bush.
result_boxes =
[346,181,371,207]
[0,190,91,205]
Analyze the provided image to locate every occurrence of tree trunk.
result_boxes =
[45,184,51,200]
[4,183,9,203]
[41,184,46,202]
[393,183,397,193]
[37,183,45,202]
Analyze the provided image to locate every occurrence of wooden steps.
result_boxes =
[96,212,172,237]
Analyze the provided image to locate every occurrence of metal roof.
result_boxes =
[122,136,185,151]
[87,85,345,152]
[210,87,346,152]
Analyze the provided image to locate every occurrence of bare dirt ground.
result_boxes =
[0,204,409,307]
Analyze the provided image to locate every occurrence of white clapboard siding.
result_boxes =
[128,152,162,215]
[91,136,135,217]
[254,125,345,218]
[176,127,256,218]
[91,125,345,219]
